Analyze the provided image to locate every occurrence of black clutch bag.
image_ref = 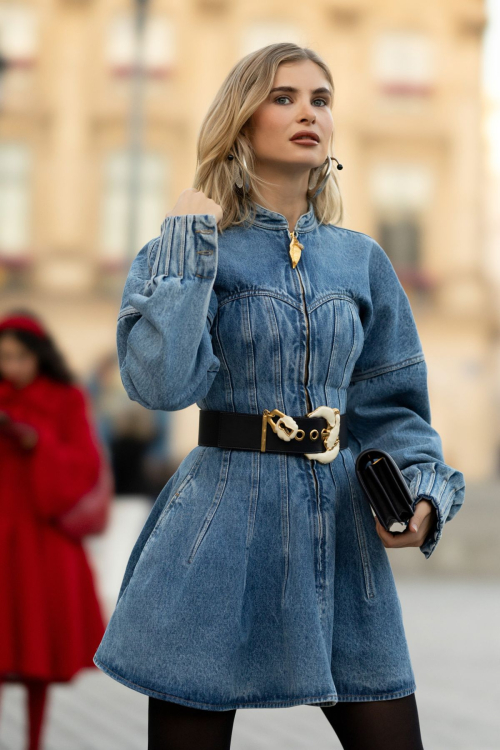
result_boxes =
[355,449,414,533]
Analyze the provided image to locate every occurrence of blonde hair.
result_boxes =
[192,43,344,234]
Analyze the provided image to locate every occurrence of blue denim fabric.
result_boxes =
[93,200,465,711]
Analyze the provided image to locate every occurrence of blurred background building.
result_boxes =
[1,1,499,749]
[0,0,495,479]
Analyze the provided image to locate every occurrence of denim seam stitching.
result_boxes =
[350,354,425,383]
[207,291,218,328]
[140,447,208,559]
[250,222,316,233]
[118,305,139,320]
[93,657,340,707]
[334,686,417,700]
[244,449,260,572]
[153,224,166,278]
[214,315,235,412]
[179,215,186,277]
[341,450,375,600]
[442,485,462,520]
[147,237,160,276]
[309,294,360,314]
[280,451,290,607]
[243,296,258,414]
[187,449,231,563]
[267,296,285,412]
[111,453,205,607]
[163,216,175,276]
[325,296,338,393]
[415,489,449,553]
[422,462,437,496]
[326,223,379,244]
[340,302,358,389]
[414,468,422,498]
[218,290,302,312]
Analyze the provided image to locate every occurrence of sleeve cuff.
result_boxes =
[401,462,466,559]
[147,213,218,284]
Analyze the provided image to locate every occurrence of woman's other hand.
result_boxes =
[374,499,438,551]
[165,188,223,224]
[0,414,37,449]
[11,421,39,450]
[0,410,12,426]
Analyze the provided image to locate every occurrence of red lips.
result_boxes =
[290,131,320,142]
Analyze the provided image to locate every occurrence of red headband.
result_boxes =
[0,315,47,339]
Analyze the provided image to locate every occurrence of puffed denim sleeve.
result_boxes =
[346,240,465,559]
[116,213,220,411]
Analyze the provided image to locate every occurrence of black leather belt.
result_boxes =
[198,408,348,460]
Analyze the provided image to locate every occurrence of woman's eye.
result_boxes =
[274,96,328,106]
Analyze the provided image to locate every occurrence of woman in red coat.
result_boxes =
[0,310,107,750]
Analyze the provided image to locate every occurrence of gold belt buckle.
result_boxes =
[260,406,340,463]
[304,405,340,463]
[261,409,302,451]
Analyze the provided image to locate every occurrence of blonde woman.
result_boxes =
[94,43,465,749]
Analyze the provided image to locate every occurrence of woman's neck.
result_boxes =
[250,167,310,230]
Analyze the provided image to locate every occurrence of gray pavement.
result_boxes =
[0,496,498,750]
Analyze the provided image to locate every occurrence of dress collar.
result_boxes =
[243,199,318,233]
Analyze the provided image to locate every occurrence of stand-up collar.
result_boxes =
[244,199,318,233]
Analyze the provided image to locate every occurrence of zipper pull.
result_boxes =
[288,231,304,268]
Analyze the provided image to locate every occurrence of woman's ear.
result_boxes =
[242,121,253,140]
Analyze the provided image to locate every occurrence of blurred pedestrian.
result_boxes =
[0,310,107,750]
[85,352,174,499]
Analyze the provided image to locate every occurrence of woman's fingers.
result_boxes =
[165,188,224,223]
[374,516,427,549]
[373,497,438,550]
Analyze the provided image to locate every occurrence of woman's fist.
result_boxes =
[165,188,223,224]
[7,421,38,450]
[374,498,437,551]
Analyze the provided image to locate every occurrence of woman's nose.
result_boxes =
[298,107,316,122]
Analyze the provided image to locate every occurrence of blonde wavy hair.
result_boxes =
[192,43,344,234]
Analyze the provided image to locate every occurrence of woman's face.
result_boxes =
[0,334,39,387]
[246,59,334,176]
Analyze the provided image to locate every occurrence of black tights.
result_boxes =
[321,693,424,750]
[148,692,424,750]
[148,697,236,750]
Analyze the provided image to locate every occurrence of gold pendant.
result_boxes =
[289,232,304,268]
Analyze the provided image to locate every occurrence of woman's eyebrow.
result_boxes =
[268,86,332,97]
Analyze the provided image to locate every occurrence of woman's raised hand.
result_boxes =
[165,188,223,224]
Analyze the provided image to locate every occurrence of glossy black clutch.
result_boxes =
[355,449,414,533]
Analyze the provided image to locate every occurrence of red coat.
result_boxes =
[0,373,106,683]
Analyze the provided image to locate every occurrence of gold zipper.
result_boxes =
[287,227,323,562]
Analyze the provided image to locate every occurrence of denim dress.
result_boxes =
[93,200,465,711]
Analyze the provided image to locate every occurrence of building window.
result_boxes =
[100,150,170,270]
[0,142,31,289]
[378,217,421,275]
[106,13,175,79]
[0,2,38,102]
[241,21,302,57]
[0,143,31,257]
[370,162,434,290]
[373,30,435,97]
